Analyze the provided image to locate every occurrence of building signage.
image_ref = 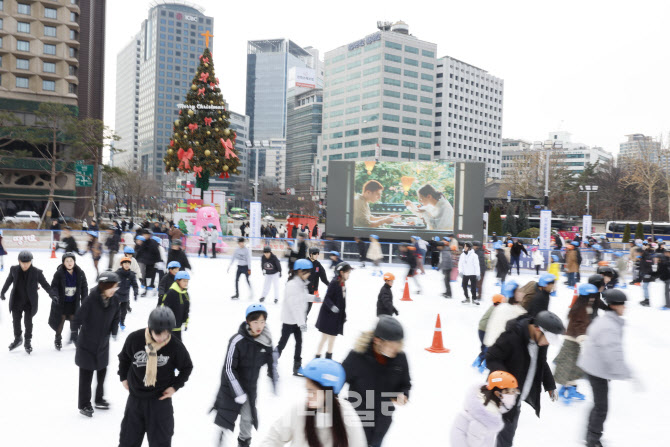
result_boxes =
[249,202,261,239]
[185,15,198,22]
[288,67,316,89]
[583,215,592,238]
[347,32,381,51]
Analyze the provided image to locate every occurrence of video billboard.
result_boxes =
[326,161,485,242]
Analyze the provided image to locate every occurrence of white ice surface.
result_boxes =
[0,251,667,446]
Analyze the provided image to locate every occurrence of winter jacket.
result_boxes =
[639,253,657,282]
[527,286,551,317]
[367,240,383,261]
[439,248,453,270]
[565,250,579,273]
[157,272,176,303]
[260,398,367,447]
[495,250,509,279]
[288,241,307,270]
[230,246,251,267]
[577,310,632,380]
[199,228,211,242]
[214,323,278,431]
[60,235,80,254]
[307,259,329,295]
[566,296,591,338]
[483,304,527,347]
[532,251,544,267]
[128,257,142,281]
[475,248,487,273]
[162,282,190,331]
[450,385,505,447]
[105,232,121,252]
[376,283,398,316]
[401,251,417,273]
[2,265,55,316]
[208,229,219,244]
[261,254,282,275]
[485,315,556,417]
[114,268,138,303]
[156,244,167,271]
[72,287,120,371]
[458,250,481,277]
[118,328,193,399]
[48,265,88,329]
[136,239,161,265]
[315,280,347,336]
[167,249,191,271]
[168,227,183,241]
[478,305,496,332]
[510,243,528,258]
[342,331,411,427]
[281,277,310,326]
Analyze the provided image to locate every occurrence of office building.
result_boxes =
[316,21,438,189]
[619,133,662,159]
[114,2,214,182]
[113,34,140,170]
[433,56,504,179]
[207,110,251,204]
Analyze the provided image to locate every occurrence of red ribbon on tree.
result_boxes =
[177,147,194,170]
[219,171,229,179]
[209,82,216,89]
[170,140,174,147]
[220,138,238,159]
[199,72,210,82]
[203,57,209,63]
[204,117,213,126]
[193,166,203,178]
[188,123,198,133]
[198,87,205,96]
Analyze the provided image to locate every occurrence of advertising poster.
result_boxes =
[539,209,552,250]
[352,161,455,232]
[583,215,592,238]
[249,202,261,239]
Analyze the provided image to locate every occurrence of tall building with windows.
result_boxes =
[113,34,140,170]
[316,21,437,189]
[207,110,251,203]
[114,2,213,182]
[619,134,662,159]
[433,56,504,179]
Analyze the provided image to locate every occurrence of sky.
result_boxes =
[103,0,670,155]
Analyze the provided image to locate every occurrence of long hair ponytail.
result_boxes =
[304,386,349,447]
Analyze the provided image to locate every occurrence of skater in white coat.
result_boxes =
[459,242,481,304]
[483,281,527,348]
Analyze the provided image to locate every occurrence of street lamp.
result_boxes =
[245,140,271,202]
[579,185,598,215]
[534,140,563,209]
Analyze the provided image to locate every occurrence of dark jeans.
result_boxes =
[476,271,485,296]
[276,323,302,361]
[211,243,217,258]
[145,265,156,288]
[119,302,130,325]
[198,243,207,256]
[665,280,670,307]
[363,414,393,447]
[567,272,576,287]
[535,265,541,275]
[12,303,33,339]
[495,402,521,447]
[510,256,520,275]
[476,329,487,365]
[79,367,107,409]
[586,374,609,444]
[108,251,118,270]
[443,269,452,296]
[119,394,174,447]
[462,275,477,300]
[235,265,250,295]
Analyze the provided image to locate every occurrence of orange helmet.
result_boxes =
[383,272,395,281]
[120,257,132,264]
[507,243,513,247]
[408,246,416,251]
[492,294,505,304]
[598,261,609,267]
[487,371,518,390]
[566,245,574,250]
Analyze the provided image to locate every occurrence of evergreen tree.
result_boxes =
[503,204,518,236]
[163,45,240,193]
[635,222,644,240]
[622,223,631,243]
[488,207,502,235]
[517,205,530,234]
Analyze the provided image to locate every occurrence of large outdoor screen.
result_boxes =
[326,160,485,241]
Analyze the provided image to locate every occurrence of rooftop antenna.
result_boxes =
[377,21,392,31]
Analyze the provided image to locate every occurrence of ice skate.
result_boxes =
[94,399,110,410]
[293,360,302,376]
[55,335,62,351]
[259,297,265,302]
[640,299,650,307]
[79,406,94,417]
[8,336,23,351]
[24,339,32,354]
[231,294,239,300]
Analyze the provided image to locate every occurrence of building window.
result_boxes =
[17,3,31,14]
[361,138,378,146]
[382,101,400,110]
[384,53,402,63]
[402,140,416,148]
[43,80,56,91]
[385,41,402,50]
[69,47,77,58]
[382,138,398,145]
[383,89,400,99]
[384,77,401,87]
[403,105,417,113]
[382,126,399,134]
[405,58,418,66]
[17,40,30,52]
[362,126,379,134]
[404,70,418,78]
[68,65,76,76]
[43,62,56,73]
[382,114,399,122]
[45,7,57,19]
[405,45,419,54]
[0,18,2,30]
[403,81,418,90]
[422,49,435,58]
[16,77,29,88]
[17,21,30,33]
[0,1,3,11]
[70,30,78,40]
[421,73,434,81]
[16,58,29,70]
[71,12,78,22]
[403,93,417,101]
[44,25,57,37]
[421,62,434,70]
[383,65,401,75]
[345,141,359,148]
[44,44,56,55]
[69,83,77,94]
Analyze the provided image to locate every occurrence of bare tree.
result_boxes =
[622,142,664,235]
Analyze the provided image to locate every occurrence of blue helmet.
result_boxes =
[592,244,602,250]
[636,242,643,248]
[330,251,340,257]
[136,235,146,241]
[501,280,519,299]
[208,223,216,228]
[370,234,379,240]
[433,236,440,242]
[123,246,135,254]
[294,259,314,271]
[411,235,419,240]
[87,231,98,237]
[578,283,598,296]
[538,273,557,287]
[493,241,503,250]
[571,241,579,246]
[551,254,559,262]
[298,358,347,395]
[443,237,451,242]
[246,303,267,319]
[175,271,190,280]
[152,236,162,244]
[167,261,181,269]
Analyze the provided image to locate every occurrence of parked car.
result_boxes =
[57,216,80,225]
[4,211,41,224]
[230,214,246,221]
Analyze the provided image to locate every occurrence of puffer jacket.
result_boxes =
[458,250,481,276]
[450,385,504,447]
[367,240,383,261]
[282,277,310,326]
[577,310,632,380]
[439,248,453,270]
[483,303,527,347]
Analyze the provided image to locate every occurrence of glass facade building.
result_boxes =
[286,87,323,188]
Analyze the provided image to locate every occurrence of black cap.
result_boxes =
[18,251,33,262]
[588,274,604,289]
[534,311,566,335]
[97,271,120,283]
[148,307,176,332]
[335,262,353,273]
[374,315,404,341]
[602,289,627,305]
[309,247,320,255]
[263,246,272,253]
[62,252,76,263]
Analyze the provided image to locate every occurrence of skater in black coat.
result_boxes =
[495,246,510,285]
[48,252,88,350]
[355,237,368,267]
[72,272,120,416]
[306,247,329,312]
[315,262,352,358]
[59,227,81,254]
[158,261,180,306]
[377,273,399,316]
[160,271,190,340]
[105,228,121,270]
[213,305,278,447]
[528,274,557,317]
[1,251,56,353]
[287,232,308,272]
[485,312,564,447]
[118,307,193,446]
[167,239,191,271]
[399,244,422,294]
[115,258,139,330]
[343,316,411,447]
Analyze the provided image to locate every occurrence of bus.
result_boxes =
[605,221,670,241]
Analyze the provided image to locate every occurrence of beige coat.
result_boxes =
[565,250,579,273]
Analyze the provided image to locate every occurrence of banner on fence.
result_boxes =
[539,209,552,250]
[249,202,261,240]
[583,215,592,238]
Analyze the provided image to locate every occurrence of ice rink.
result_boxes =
[0,250,667,446]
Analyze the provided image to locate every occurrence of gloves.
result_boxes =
[234,393,248,405]
[331,305,340,314]
[247,270,251,276]
[112,334,118,341]
[549,390,559,402]
[394,310,399,316]
[1,294,6,301]
[299,324,307,332]
[51,295,59,304]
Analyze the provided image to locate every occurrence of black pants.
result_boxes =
[198,243,207,256]
[462,275,477,300]
[119,394,174,447]
[495,403,521,447]
[431,252,440,268]
[535,265,541,275]
[120,302,130,325]
[145,265,156,288]
[364,414,393,447]
[306,301,313,316]
[211,243,217,258]
[235,265,250,295]
[79,367,107,409]
[665,280,670,308]
[276,323,302,362]
[586,374,609,444]
[510,256,520,275]
[443,269,452,296]
[12,303,33,339]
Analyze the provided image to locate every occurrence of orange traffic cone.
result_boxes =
[400,278,412,301]
[50,242,57,259]
[425,314,450,353]
[569,286,578,308]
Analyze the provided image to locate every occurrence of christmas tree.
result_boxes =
[163,37,240,193]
